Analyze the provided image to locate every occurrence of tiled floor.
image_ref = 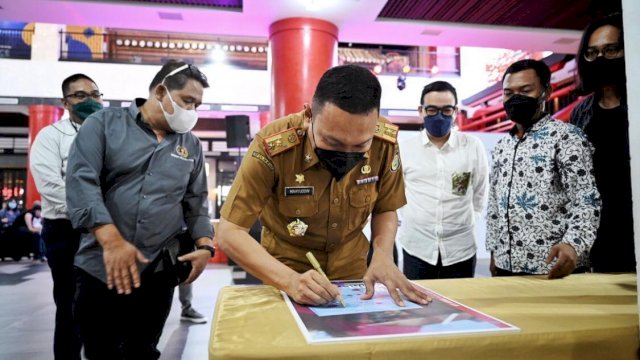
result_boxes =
[0,257,490,360]
[0,261,233,360]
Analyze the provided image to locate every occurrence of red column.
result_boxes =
[269,18,338,120]
[27,104,63,208]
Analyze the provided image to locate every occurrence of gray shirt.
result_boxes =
[66,99,213,283]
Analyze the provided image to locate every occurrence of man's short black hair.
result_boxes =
[502,59,551,89]
[149,60,210,91]
[61,74,97,97]
[420,81,458,105]
[312,64,381,115]
[576,13,624,95]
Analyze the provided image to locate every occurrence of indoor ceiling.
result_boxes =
[0,0,622,54]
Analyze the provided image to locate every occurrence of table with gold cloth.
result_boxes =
[209,273,638,359]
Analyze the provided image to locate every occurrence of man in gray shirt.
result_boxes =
[66,60,214,360]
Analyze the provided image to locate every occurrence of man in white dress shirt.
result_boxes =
[397,81,488,279]
[30,73,104,360]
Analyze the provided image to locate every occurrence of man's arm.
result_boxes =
[216,135,339,305]
[472,137,489,216]
[546,125,601,279]
[30,128,67,213]
[485,146,501,276]
[363,211,430,306]
[66,115,148,294]
[177,143,214,284]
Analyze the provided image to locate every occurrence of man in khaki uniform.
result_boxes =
[218,65,430,307]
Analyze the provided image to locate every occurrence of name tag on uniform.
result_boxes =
[285,186,314,196]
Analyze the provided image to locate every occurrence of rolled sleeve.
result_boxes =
[65,115,113,230]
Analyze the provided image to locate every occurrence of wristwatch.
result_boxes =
[196,244,216,258]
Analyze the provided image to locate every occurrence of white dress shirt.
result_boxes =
[30,118,80,219]
[397,130,488,266]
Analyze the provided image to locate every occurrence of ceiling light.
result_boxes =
[131,40,138,46]
[402,65,411,73]
[154,41,161,48]
[184,43,191,49]
[222,45,229,51]
[373,64,382,74]
[431,65,439,74]
[162,42,168,48]
[199,43,206,50]
[123,39,130,46]
[229,45,236,51]
[169,42,176,49]
[116,39,123,46]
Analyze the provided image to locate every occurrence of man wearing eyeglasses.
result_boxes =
[571,13,634,273]
[65,60,214,359]
[30,73,103,360]
[397,81,488,280]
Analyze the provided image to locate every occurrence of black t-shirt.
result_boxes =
[584,103,634,270]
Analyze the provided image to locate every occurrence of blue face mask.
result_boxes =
[423,113,453,137]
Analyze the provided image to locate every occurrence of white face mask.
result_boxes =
[158,87,198,133]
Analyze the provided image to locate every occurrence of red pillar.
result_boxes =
[27,104,63,208]
[269,18,338,120]
[259,111,270,129]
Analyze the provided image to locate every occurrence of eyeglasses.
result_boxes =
[64,91,103,101]
[421,105,456,117]
[584,43,623,62]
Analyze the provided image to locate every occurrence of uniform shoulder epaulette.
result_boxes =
[374,119,399,144]
[263,127,301,156]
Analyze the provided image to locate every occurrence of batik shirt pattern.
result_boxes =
[486,115,601,274]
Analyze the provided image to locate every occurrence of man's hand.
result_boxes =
[178,249,211,284]
[285,270,341,306]
[102,239,149,294]
[362,249,431,306]
[546,243,577,279]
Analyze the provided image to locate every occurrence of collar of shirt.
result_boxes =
[302,122,320,171]
[421,129,459,149]
[508,113,552,138]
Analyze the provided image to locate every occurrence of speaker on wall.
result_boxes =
[225,115,251,148]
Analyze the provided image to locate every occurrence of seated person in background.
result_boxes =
[486,59,601,279]
[217,65,431,307]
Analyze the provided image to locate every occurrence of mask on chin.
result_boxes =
[503,94,544,129]
[158,87,198,133]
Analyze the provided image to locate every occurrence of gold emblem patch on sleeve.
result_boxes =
[263,128,301,157]
[251,151,275,171]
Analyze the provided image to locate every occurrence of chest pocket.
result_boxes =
[348,186,377,231]
[163,155,194,196]
[278,197,318,219]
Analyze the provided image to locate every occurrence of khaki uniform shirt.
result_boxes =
[221,110,406,279]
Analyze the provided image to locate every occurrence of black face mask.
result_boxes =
[315,148,365,181]
[503,94,543,129]
[588,57,626,87]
